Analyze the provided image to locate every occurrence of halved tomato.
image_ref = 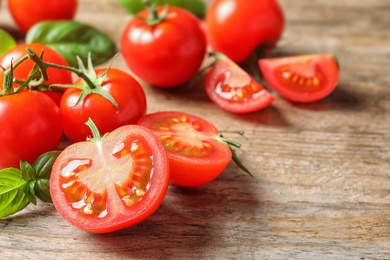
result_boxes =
[258,53,339,103]
[138,111,232,187]
[205,54,274,114]
[50,122,169,233]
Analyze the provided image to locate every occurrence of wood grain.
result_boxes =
[1,0,389,259]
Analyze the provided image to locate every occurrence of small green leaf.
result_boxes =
[0,29,16,56]
[0,168,29,219]
[32,150,61,203]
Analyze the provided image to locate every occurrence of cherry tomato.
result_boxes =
[50,123,169,233]
[205,0,284,63]
[0,43,73,106]
[205,54,274,114]
[0,91,63,169]
[259,54,339,103]
[121,6,207,87]
[7,0,78,33]
[60,68,147,143]
[138,111,233,187]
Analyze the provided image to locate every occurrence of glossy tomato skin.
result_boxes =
[8,0,78,33]
[138,111,232,187]
[205,56,274,113]
[60,68,147,143]
[121,6,207,87]
[0,43,73,106]
[259,54,339,103]
[50,124,169,233]
[205,0,284,63]
[0,91,63,168]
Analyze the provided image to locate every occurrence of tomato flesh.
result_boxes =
[50,125,169,233]
[138,111,232,187]
[205,58,274,113]
[259,54,339,103]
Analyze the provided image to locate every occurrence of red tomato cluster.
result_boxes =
[0,0,340,233]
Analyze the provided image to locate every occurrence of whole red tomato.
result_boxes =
[0,43,73,106]
[7,0,78,33]
[205,0,285,63]
[121,6,207,87]
[60,68,147,143]
[0,91,63,169]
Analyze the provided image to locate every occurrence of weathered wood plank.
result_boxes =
[0,0,389,259]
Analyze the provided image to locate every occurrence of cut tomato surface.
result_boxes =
[259,53,339,103]
[205,56,274,113]
[50,124,169,233]
[138,111,232,187]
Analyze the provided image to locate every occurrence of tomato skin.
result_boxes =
[205,56,274,114]
[60,68,147,143]
[121,6,207,87]
[0,43,73,106]
[205,0,284,63]
[138,111,232,187]
[50,124,169,233]
[259,54,339,103]
[7,0,78,33]
[0,91,63,168]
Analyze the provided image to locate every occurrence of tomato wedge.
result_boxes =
[205,54,274,114]
[138,111,232,187]
[258,54,339,103]
[50,122,169,233]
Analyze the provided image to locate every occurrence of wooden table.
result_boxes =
[1,0,389,258]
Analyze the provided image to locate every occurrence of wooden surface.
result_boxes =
[1,0,389,259]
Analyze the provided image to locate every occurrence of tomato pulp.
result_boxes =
[50,124,170,233]
[259,54,339,102]
[138,111,232,187]
[205,56,274,113]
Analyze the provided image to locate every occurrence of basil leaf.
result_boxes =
[0,168,29,219]
[32,150,61,203]
[0,29,16,56]
[25,21,118,67]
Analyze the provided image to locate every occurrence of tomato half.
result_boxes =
[259,54,339,103]
[205,55,274,113]
[205,0,284,63]
[8,0,78,33]
[0,91,63,169]
[50,124,169,233]
[121,6,207,87]
[60,68,147,143]
[0,43,73,106]
[138,111,232,187]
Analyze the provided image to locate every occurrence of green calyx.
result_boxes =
[218,131,253,178]
[85,117,108,143]
[27,48,119,110]
[141,0,172,26]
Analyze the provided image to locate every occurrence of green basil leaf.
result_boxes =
[32,150,61,203]
[0,168,29,219]
[25,21,118,67]
[0,29,16,56]
[118,0,206,18]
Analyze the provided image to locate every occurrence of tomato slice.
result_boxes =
[205,56,274,114]
[259,54,339,103]
[138,111,232,187]
[50,124,169,233]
